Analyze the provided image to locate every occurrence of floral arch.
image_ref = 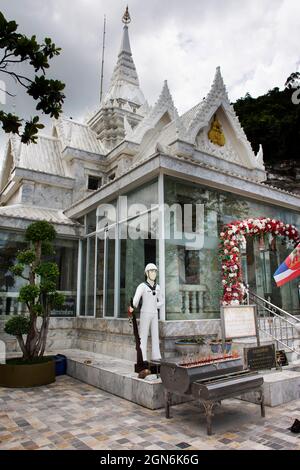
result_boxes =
[219,217,300,306]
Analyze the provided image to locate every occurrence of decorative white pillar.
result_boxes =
[158,172,166,321]
[76,239,82,316]
[114,197,121,317]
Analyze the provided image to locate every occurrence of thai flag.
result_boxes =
[274,243,300,287]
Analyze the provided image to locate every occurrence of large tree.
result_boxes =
[0,11,65,144]
[233,72,300,165]
[4,221,65,360]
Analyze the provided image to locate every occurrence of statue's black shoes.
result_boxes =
[289,419,300,433]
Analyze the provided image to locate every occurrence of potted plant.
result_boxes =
[175,336,206,355]
[223,339,232,353]
[209,338,222,354]
[1,221,65,387]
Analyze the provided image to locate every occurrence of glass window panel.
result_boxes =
[119,210,159,318]
[0,231,79,318]
[86,236,95,316]
[86,209,96,234]
[49,239,78,317]
[164,176,300,320]
[0,231,28,316]
[124,179,158,214]
[79,239,87,316]
[96,200,117,232]
[95,233,104,318]
[104,230,115,317]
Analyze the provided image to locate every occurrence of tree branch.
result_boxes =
[0,51,15,66]
[16,334,28,359]
[0,69,33,88]
[1,59,27,65]
[0,87,15,97]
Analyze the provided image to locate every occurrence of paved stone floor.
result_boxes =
[0,376,300,450]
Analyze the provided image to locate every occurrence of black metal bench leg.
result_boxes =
[165,391,172,419]
[202,401,215,436]
[259,388,265,418]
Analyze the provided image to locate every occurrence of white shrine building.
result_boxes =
[0,10,300,359]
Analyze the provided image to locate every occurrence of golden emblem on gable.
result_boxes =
[208,114,225,146]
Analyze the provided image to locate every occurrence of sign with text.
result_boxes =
[245,344,276,371]
[221,305,257,340]
[50,296,76,317]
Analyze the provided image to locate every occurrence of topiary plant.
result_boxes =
[4,221,65,360]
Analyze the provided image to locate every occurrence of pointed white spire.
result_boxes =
[126,80,179,143]
[154,80,179,121]
[119,25,132,55]
[204,66,229,103]
[102,7,146,108]
[256,144,265,169]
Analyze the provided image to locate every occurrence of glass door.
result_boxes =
[103,228,115,317]
[245,237,283,308]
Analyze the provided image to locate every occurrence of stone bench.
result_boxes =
[59,348,190,410]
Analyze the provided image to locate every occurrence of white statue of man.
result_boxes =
[128,263,163,361]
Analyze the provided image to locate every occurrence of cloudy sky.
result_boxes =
[0,0,299,159]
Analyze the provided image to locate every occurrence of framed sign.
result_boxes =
[221,304,259,343]
[245,344,276,371]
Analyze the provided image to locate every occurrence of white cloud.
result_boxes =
[0,0,299,159]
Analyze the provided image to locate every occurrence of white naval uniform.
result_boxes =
[132,282,164,361]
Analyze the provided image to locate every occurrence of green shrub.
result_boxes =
[4,220,64,360]
[25,221,56,242]
[4,315,30,336]
[18,284,39,303]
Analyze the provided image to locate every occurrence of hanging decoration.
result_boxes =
[219,217,300,306]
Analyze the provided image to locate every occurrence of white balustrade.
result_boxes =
[179,284,206,315]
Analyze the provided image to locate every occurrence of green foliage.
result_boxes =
[0,11,65,144]
[21,117,45,144]
[25,220,56,242]
[32,304,43,316]
[35,261,59,279]
[7,221,64,359]
[10,263,24,276]
[233,73,300,164]
[48,291,65,308]
[27,76,65,118]
[36,261,59,292]
[17,249,35,264]
[178,336,206,344]
[41,240,55,256]
[4,315,30,336]
[40,279,57,292]
[0,111,22,133]
[18,284,39,303]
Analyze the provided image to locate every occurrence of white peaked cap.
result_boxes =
[144,263,158,274]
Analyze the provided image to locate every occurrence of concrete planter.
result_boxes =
[0,358,55,388]
[174,341,200,355]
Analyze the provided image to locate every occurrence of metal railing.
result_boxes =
[247,288,300,356]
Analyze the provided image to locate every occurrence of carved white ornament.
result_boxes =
[196,127,242,165]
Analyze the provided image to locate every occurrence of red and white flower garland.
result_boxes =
[219,217,300,306]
